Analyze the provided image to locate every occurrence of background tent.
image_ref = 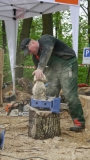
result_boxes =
[0,0,80,93]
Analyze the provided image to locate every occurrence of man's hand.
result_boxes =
[32,69,44,80]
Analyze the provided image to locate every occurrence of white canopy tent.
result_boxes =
[0,0,80,93]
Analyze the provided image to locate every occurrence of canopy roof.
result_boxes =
[0,0,70,20]
[0,0,80,92]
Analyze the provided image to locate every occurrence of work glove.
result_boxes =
[32,69,44,80]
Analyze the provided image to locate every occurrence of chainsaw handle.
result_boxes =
[7,99,30,116]
[23,99,30,105]
[7,102,20,116]
[11,102,20,107]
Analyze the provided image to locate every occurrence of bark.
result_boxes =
[42,13,53,35]
[2,20,6,53]
[28,106,61,139]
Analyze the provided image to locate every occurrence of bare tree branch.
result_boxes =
[80,4,88,16]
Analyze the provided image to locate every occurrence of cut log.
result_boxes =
[18,77,33,94]
[78,87,90,96]
[28,106,61,139]
[79,95,90,130]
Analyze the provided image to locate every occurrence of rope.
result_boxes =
[14,65,36,69]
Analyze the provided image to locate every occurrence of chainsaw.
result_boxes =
[5,99,30,116]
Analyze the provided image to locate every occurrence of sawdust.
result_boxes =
[0,85,90,160]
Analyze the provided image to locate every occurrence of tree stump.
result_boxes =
[79,95,90,130]
[28,106,61,139]
[18,77,33,94]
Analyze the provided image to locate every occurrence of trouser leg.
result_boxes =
[60,58,85,125]
[45,67,61,97]
[45,56,85,126]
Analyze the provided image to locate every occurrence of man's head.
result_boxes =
[21,38,39,56]
[21,38,30,56]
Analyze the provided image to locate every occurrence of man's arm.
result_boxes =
[38,40,54,71]
[33,39,54,79]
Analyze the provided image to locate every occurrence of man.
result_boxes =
[21,34,85,132]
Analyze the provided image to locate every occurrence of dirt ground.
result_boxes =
[0,85,90,160]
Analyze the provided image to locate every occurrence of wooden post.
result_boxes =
[0,49,4,107]
[28,106,61,139]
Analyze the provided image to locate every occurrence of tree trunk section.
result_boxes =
[28,106,61,139]
[42,13,53,35]
[79,95,90,130]
[2,20,6,53]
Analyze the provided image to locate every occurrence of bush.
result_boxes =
[78,65,88,84]
[23,54,35,81]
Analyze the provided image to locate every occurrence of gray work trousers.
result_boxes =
[45,56,85,125]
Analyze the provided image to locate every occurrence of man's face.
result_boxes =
[28,40,39,55]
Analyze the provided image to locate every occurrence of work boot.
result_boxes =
[70,125,85,132]
[70,119,85,132]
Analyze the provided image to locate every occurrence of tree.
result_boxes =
[15,18,33,79]
[42,13,53,35]
[80,0,90,84]
[2,20,6,53]
[53,12,62,38]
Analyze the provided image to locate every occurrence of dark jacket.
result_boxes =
[32,34,76,71]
